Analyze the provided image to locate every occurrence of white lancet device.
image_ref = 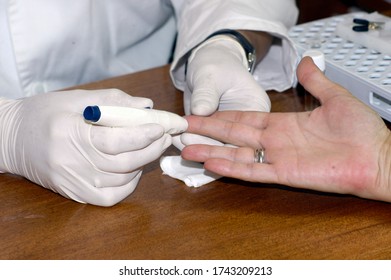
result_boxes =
[83,106,188,135]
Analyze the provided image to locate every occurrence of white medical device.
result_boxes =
[289,12,391,122]
[83,106,188,135]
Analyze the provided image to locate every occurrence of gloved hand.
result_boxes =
[179,34,272,150]
[184,34,271,116]
[0,89,186,206]
[161,35,271,187]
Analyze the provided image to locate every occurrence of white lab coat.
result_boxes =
[0,0,299,99]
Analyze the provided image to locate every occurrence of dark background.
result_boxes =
[296,0,391,23]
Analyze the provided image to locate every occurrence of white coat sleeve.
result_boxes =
[170,0,300,92]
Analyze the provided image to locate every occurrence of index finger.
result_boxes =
[187,110,270,130]
[185,114,263,148]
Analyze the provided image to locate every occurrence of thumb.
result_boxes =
[297,57,346,104]
[190,79,221,116]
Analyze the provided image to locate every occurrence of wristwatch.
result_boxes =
[204,29,257,73]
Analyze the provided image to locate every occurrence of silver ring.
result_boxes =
[254,148,266,163]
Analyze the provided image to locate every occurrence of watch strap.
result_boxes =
[204,29,256,73]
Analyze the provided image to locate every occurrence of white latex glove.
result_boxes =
[184,34,271,116]
[181,34,272,148]
[0,89,187,206]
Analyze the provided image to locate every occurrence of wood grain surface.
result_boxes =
[1,65,390,260]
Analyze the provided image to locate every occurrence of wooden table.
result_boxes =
[1,65,391,260]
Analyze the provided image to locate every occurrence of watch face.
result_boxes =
[248,52,256,73]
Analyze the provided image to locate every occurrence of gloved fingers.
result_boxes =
[172,134,185,151]
[85,88,154,109]
[88,178,140,206]
[92,133,172,173]
[92,169,141,189]
[65,171,143,207]
[30,89,154,114]
[172,132,224,151]
[90,123,165,155]
[190,84,220,116]
[53,165,140,190]
[183,83,192,116]
[185,33,272,115]
[186,36,248,116]
[181,132,224,147]
[187,63,221,116]
[189,73,272,114]
[217,82,271,112]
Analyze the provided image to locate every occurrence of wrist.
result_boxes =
[204,29,257,73]
[237,30,273,65]
[187,35,248,69]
